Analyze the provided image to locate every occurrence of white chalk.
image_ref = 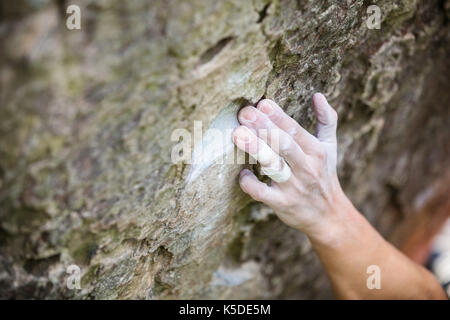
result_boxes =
[250,142,291,183]
[187,102,240,183]
[260,158,291,183]
[250,141,275,166]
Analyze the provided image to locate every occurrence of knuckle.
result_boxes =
[258,128,269,141]
[279,138,292,157]
[315,146,327,161]
[275,197,290,209]
[288,126,297,137]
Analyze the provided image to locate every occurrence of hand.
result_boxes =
[233,95,448,300]
[232,93,345,237]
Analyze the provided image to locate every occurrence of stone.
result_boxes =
[0,0,449,299]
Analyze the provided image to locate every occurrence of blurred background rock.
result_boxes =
[0,0,449,299]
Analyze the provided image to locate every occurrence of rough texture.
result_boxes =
[0,0,449,299]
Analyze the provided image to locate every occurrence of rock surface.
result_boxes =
[0,0,449,299]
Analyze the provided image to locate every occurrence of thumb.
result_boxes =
[312,93,338,144]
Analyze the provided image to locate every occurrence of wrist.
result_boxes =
[306,187,365,248]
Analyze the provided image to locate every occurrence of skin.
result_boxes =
[232,93,447,300]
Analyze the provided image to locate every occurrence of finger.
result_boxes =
[237,106,307,171]
[239,169,284,204]
[233,126,292,183]
[256,99,319,154]
[312,93,338,144]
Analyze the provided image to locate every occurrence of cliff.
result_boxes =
[0,0,449,299]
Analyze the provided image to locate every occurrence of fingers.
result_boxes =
[233,125,274,166]
[256,99,319,154]
[312,93,338,144]
[239,169,284,204]
[233,126,292,183]
[237,106,307,171]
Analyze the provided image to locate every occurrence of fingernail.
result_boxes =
[242,108,256,122]
[240,169,251,178]
[259,101,274,116]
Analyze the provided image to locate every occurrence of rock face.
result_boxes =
[0,0,449,299]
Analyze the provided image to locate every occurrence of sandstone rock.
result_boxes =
[0,0,449,299]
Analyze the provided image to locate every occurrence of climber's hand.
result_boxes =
[233,94,449,300]
[232,93,345,236]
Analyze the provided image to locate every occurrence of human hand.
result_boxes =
[233,95,449,300]
[232,93,345,237]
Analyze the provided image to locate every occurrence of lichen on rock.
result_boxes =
[0,0,449,299]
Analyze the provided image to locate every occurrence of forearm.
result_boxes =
[307,189,447,300]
